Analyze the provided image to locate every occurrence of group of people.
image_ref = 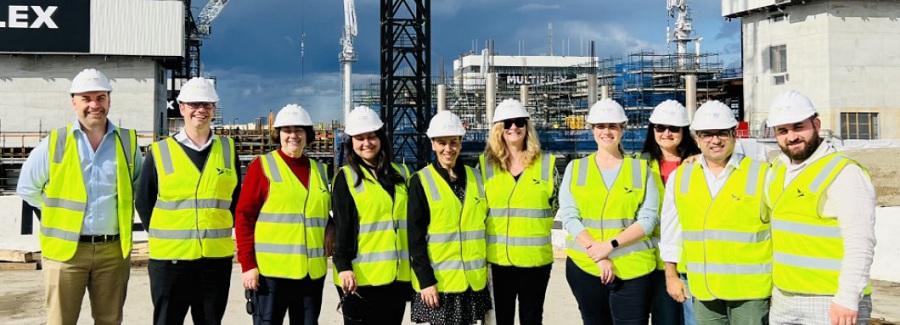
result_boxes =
[17,68,876,325]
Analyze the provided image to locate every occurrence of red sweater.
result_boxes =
[235,150,310,272]
[659,159,681,184]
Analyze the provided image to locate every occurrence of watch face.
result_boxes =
[611,239,619,248]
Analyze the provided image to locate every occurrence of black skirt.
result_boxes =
[411,287,492,325]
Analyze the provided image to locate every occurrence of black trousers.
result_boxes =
[565,258,653,325]
[335,281,412,325]
[650,270,684,325]
[252,274,325,325]
[149,257,232,325]
[490,263,552,325]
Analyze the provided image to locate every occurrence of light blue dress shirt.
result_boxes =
[17,120,142,235]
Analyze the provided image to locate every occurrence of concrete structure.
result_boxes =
[725,0,900,139]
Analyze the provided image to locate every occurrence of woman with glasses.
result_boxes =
[408,111,492,325]
[235,104,331,325]
[559,98,661,325]
[478,99,555,325]
[638,100,700,325]
[331,106,414,324]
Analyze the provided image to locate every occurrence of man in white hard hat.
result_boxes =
[660,100,772,325]
[17,68,140,325]
[135,77,242,325]
[764,91,875,325]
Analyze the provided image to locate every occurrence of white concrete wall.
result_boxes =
[740,0,900,139]
[872,207,900,282]
[0,55,164,147]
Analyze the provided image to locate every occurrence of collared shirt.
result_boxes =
[768,141,876,310]
[659,152,745,263]
[17,120,142,235]
[174,129,213,151]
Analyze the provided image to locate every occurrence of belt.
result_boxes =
[79,234,120,243]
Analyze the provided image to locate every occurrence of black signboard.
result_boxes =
[0,0,90,53]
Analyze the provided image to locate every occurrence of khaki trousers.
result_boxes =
[43,240,130,325]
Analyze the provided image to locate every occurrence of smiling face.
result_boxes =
[774,117,821,162]
[352,131,381,164]
[653,124,684,153]
[591,123,623,151]
[71,91,110,129]
[431,136,462,168]
[279,125,307,157]
[179,101,216,130]
[501,118,528,149]
[695,129,736,164]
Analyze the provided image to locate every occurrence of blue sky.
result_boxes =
[199,0,740,123]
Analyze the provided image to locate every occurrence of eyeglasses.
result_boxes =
[503,118,527,129]
[184,102,215,110]
[245,289,255,315]
[653,125,682,133]
[592,123,622,130]
[696,129,734,141]
[336,291,366,322]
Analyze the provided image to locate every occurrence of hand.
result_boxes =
[420,285,440,309]
[665,274,687,303]
[339,271,357,295]
[683,154,702,164]
[597,259,616,284]
[586,240,613,262]
[324,221,336,257]
[829,302,858,325]
[241,268,260,290]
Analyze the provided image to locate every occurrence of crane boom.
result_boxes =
[197,0,231,37]
[340,0,358,121]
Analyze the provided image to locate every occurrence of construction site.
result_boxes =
[2,0,900,323]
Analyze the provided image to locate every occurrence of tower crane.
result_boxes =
[340,0,358,122]
[196,0,231,37]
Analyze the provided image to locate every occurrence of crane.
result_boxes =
[196,0,231,37]
[666,0,697,69]
[340,0,358,122]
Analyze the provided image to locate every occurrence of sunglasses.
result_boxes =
[503,118,528,129]
[337,291,366,322]
[653,125,682,133]
[245,289,255,315]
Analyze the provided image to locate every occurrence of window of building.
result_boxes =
[769,13,788,22]
[841,112,879,139]
[769,45,787,74]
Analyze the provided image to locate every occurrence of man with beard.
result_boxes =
[765,91,876,325]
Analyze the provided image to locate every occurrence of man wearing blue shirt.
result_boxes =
[17,68,141,325]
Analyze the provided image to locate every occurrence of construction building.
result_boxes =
[724,0,900,139]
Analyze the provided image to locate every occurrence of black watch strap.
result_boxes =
[610,239,620,248]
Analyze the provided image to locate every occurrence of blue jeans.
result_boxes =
[651,270,684,325]
[681,274,697,325]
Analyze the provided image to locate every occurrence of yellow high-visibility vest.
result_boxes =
[480,153,555,267]
[148,136,238,260]
[256,151,331,279]
[674,157,772,301]
[40,124,138,261]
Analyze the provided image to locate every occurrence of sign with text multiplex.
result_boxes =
[0,0,90,53]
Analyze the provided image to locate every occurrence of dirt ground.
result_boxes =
[1,260,898,325]
[844,149,900,207]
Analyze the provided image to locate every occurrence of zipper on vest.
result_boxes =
[504,175,521,266]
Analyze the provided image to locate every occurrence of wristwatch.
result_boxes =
[610,239,620,249]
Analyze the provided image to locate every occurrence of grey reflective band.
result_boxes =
[421,169,441,201]
[745,160,762,196]
[609,239,655,258]
[772,220,841,238]
[157,139,175,175]
[308,248,326,258]
[488,208,552,218]
[53,127,67,164]
[359,220,396,233]
[631,158,643,190]
[43,196,87,212]
[581,218,633,229]
[686,262,772,274]
[258,213,304,223]
[774,252,841,270]
[154,199,232,210]
[118,128,133,167]
[41,226,81,242]
[264,153,282,183]
[396,219,408,230]
[255,243,307,255]
[464,260,486,270]
[316,161,329,188]
[577,157,589,186]
[680,163,693,193]
[397,164,410,179]
[472,167,485,197]
[810,156,845,193]
[220,136,232,170]
[429,230,485,243]
[487,235,550,246]
[433,259,486,271]
[306,217,328,228]
[354,251,399,263]
[682,229,771,243]
[541,154,551,182]
[484,158,494,179]
[204,228,233,238]
[149,228,232,239]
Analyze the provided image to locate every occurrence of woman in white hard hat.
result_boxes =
[234,104,331,325]
[408,110,492,325]
[638,100,700,325]
[478,99,555,325]
[558,98,661,324]
[331,106,413,324]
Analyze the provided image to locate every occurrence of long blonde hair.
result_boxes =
[483,121,542,171]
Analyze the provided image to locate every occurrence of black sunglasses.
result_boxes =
[653,125,682,133]
[337,291,366,322]
[245,289,254,315]
[503,118,528,129]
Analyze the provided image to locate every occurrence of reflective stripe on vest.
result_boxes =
[767,152,872,295]
[41,124,136,261]
[565,154,656,280]
[255,152,330,279]
[674,157,772,301]
[149,136,237,260]
[412,165,488,293]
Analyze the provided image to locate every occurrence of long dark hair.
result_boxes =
[342,128,404,188]
[640,123,700,161]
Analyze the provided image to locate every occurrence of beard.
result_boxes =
[781,133,821,162]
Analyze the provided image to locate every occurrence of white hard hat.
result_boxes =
[273,104,313,128]
[69,68,112,94]
[492,98,530,123]
[344,106,383,136]
[690,100,737,131]
[767,90,817,127]
[586,98,628,124]
[426,110,466,138]
[649,100,690,127]
[177,77,219,103]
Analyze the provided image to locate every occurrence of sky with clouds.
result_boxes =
[199,0,741,123]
